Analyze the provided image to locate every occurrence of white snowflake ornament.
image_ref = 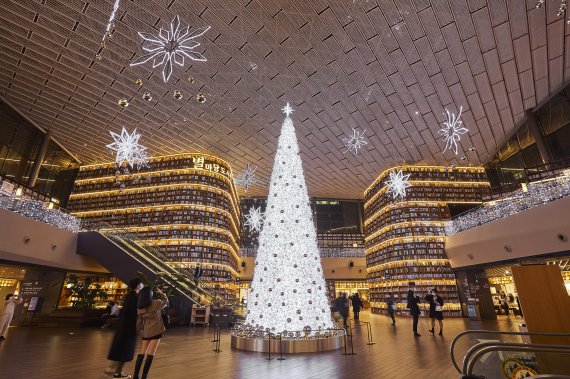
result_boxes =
[234,163,258,192]
[130,16,210,83]
[106,127,149,170]
[342,128,368,155]
[439,106,468,155]
[244,206,264,233]
[385,169,412,199]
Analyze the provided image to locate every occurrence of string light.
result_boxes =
[342,128,368,155]
[446,174,570,235]
[0,193,80,232]
[439,106,468,155]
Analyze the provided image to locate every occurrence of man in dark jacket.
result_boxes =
[351,293,363,320]
[334,293,349,327]
[407,289,421,337]
[105,278,144,378]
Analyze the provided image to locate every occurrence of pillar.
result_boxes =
[27,130,51,188]
[525,110,554,164]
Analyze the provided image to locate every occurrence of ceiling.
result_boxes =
[0,0,568,199]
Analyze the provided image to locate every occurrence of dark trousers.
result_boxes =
[412,314,419,334]
[354,310,360,320]
[388,311,395,323]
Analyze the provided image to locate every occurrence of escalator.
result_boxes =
[77,229,229,307]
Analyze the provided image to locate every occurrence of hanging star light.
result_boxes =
[101,0,120,44]
[385,169,412,199]
[282,102,294,116]
[439,106,468,155]
[234,163,258,192]
[342,128,368,155]
[130,15,210,83]
[244,206,264,233]
[106,127,149,170]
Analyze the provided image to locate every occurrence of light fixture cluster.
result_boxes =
[445,173,570,235]
[0,193,80,232]
[236,103,335,338]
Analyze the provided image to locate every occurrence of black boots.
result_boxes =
[439,329,443,336]
[142,355,154,379]
[133,354,144,379]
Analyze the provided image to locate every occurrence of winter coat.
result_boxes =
[108,292,138,362]
[351,296,363,312]
[334,296,349,317]
[407,296,421,316]
[137,292,168,339]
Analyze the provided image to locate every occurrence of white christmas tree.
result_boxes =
[244,103,335,335]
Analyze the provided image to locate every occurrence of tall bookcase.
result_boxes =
[68,154,241,303]
[363,166,489,317]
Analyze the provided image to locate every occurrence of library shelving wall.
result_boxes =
[67,154,241,303]
[363,166,489,317]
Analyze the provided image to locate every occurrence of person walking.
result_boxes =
[426,288,444,336]
[334,293,349,328]
[351,293,363,320]
[132,287,168,379]
[0,294,23,341]
[105,278,144,378]
[386,294,396,325]
[407,290,421,337]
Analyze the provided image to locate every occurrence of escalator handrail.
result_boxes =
[450,329,570,373]
[463,342,570,375]
[98,233,202,305]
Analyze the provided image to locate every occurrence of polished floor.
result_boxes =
[0,311,522,379]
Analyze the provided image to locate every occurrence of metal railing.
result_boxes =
[463,342,570,376]
[451,330,570,375]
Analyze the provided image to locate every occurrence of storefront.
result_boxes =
[0,264,26,302]
[455,254,570,320]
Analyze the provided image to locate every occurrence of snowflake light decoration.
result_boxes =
[130,15,210,83]
[106,127,149,170]
[234,163,258,192]
[342,128,368,155]
[385,169,412,199]
[439,106,468,155]
[244,206,264,233]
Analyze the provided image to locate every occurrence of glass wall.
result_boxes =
[486,85,570,188]
[0,99,79,205]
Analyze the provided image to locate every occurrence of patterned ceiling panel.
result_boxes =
[0,0,567,198]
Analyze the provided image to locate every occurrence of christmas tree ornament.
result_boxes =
[439,106,468,155]
[142,92,152,101]
[130,15,210,83]
[117,98,129,108]
[385,169,412,199]
[342,128,368,155]
[196,93,206,103]
[106,127,149,170]
[135,79,143,86]
[173,90,183,100]
[188,76,195,83]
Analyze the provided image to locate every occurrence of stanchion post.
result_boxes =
[365,322,375,345]
[266,333,273,360]
[277,333,285,360]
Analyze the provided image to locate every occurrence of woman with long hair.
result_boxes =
[132,287,168,379]
[105,278,143,378]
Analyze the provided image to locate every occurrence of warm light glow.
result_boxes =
[71,203,241,236]
[79,152,233,174]
[364,165,486,197]
[99,224,240,250]
[15,188,22,197]
[364,180,490,209]
[141,238,240,262]
[364,221,445,242]
[365,236,446,255]
[367,259,450,272]
[69,182,240,223]
[168,261,238,276]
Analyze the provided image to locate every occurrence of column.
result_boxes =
[27,130,51,188]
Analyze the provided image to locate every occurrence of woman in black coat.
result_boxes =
[105,278,144,378]
[425,288,444,336]
[407,290,421,337]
